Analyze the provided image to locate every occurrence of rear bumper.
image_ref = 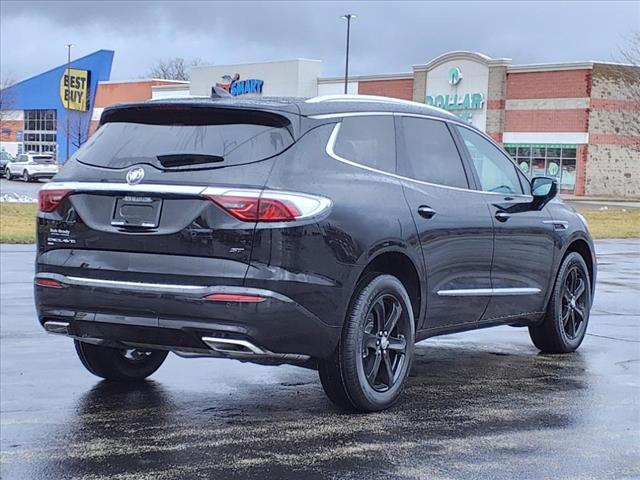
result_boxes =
[35,273,340,361]
[28,170,57,179]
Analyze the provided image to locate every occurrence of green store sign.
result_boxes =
[426,92,485,122]
[426,93,485,111]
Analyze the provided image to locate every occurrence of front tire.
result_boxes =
[74,340,168,382]
[5,168,12,180]
[529,252,592,353]
[318,274,415,412]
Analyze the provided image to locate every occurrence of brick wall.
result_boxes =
[506,69,591,99]
[585,63,640,196]
[358,79,414,100]
[0,119,23,142]
[504,109,589,132]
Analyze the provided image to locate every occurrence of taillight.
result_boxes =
[203,189,331,223]
[204,293,266,303]
[38,189,71,213]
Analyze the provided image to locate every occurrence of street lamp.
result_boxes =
[340,14,356,94]
[65,43,73,160]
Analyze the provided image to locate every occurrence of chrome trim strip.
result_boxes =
[311,111,395,119]
[437,287,542,297]
[35,273,293,302]
[543,220,569,227]
[42,181,208,195]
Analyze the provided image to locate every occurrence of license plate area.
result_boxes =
[111,196,163,228]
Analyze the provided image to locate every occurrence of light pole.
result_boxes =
[341,14,356,94]
[65,43,72,160]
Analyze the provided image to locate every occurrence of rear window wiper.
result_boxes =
[156,154,224,168]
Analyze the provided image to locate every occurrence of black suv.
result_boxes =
[35,95,596,412]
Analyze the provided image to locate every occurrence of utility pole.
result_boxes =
[65,43,72,160]
[341,14,356,94]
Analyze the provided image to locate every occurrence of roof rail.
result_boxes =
[306,94,423,107]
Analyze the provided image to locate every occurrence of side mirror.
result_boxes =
[530,176,558,208]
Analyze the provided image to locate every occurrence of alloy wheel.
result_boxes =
[360,294,409,392]
[561,265,588,340]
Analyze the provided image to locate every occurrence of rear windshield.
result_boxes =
[33,156,55,164]
[74,108,295,170]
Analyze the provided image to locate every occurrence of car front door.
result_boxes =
[396,115,494,331]
[454,125,556,321]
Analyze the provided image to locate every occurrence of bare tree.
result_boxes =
[0,75,17,122]
[61,111,91,150]
[146,57,206,81]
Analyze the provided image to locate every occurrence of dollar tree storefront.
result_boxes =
[321,51,639,197]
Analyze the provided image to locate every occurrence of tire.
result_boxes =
[318,274,415,412]
[529,252,592,353]
[5,168,12,180]
[74,340,168,382]
[22,170,31,182]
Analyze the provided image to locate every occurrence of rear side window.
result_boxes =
[397,117,468,188]
[456,126,524,195]
[74,107,294,170]
[333,116,395,173]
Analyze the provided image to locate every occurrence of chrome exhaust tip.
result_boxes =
[201,336,268,356]
[201,336,310,362]
[43,321,70,335]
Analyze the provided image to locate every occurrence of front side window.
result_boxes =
[333,116,396,173]
[457,127,524,195]
[398,117,468,188]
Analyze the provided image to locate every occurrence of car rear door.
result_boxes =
[453,125,556,321]
[395,115,494,331]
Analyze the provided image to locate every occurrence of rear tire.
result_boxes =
[22,170,31,182]
[529,252,591,353]
[74,340,168,382]
[318,274,415,412]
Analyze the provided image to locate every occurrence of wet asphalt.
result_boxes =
[1,241,639,480]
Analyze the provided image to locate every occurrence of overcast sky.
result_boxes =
[1,1,639,84]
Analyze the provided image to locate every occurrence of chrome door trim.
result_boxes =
[437,287,541,297]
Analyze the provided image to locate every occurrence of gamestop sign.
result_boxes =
[59,68,91,111]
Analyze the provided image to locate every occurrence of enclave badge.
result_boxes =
[126,167,145,185]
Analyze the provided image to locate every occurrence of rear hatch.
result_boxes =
[37,103,297,286]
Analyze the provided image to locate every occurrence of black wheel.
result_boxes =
[529,252,591,353]
[74,340,168,382]
[22,170,31,182]
[318,274,415,412]
[5,168,12,180]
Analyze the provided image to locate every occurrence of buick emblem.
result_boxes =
[126,167,145,185]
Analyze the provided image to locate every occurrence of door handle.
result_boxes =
[418,206,436,219]
[495,211,510,222]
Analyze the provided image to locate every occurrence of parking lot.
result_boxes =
[0,241,639,479]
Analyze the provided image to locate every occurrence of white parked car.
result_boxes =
[5,152,59,182]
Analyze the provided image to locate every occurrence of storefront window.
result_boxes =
[502,143,579,194]
[23,109,57,155]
